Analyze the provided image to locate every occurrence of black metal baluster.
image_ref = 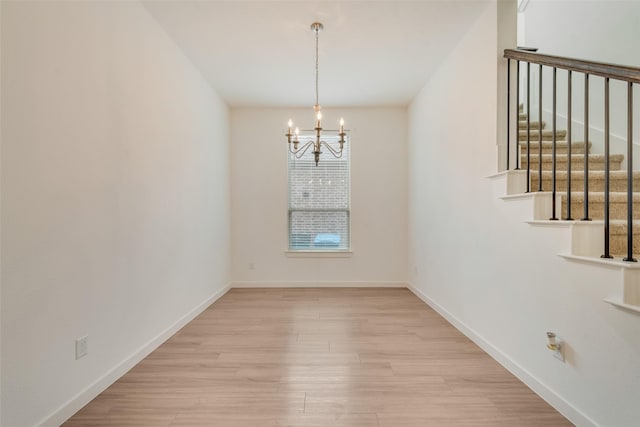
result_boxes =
[624,82,637,262]
[566,70,574,220]
[538,64,543,191]
[602,78,612,258]
[551,67,558,220]
[582,74,591,221]
[516,61,521,170]
[526,62,531,192]
[507,59,511,170]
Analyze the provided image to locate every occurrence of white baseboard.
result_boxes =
[37,283,232,427]
[406,282,598,427]
[231,281,408,288]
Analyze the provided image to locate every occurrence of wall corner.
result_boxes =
[496,0,518,172]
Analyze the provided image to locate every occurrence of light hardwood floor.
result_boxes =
[64,288,573,426]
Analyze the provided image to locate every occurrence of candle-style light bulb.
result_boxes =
[287,119,293,133]
[339,117,344,133]
[316,111,322,128]
[295,127,299,142]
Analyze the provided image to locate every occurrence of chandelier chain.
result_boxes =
[315,26,319,107]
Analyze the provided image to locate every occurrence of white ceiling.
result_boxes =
[142,1,489,107]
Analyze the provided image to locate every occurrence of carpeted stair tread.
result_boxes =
[522,153,623,161]
[609,221,640,256]
[609,220,640,232]
[530,170,640,192]
[521,153,624,171]
[532,170,640,179]
[520,140,590,149]
[519,129,567,140]
[562,192,640,203]
[519,141,590,155]
[518,120,545,130]
[560,192,640,220]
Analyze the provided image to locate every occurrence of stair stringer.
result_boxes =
[488,170,640,314]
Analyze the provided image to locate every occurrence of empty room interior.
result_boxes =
[2,1,640,426]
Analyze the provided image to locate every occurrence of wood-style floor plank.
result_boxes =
[64,288,572,426]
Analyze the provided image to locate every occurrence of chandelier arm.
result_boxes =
[292,141,315,159]
[319,141,344,158]
[288,141,300,155]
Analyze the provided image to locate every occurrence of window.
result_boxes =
[288,136,350,251]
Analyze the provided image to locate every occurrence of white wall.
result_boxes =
[524,0,640,66]
[522,0,640,160]
[231,108,407,285]
[409,2,640,426]
[1,2,230,426]
[0,2,3,423]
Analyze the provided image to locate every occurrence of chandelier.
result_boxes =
[286,22,347,166]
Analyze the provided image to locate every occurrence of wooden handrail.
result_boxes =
[504,49,640,84]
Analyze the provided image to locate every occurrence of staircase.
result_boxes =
[501,48,640,313]
[517,113,640,257]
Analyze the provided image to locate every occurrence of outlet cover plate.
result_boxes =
[76,336,88,360]
[552,344,564,362]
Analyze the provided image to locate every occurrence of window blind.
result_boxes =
[288,136,350,250]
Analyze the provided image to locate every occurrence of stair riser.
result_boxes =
[531,177,639,192]
[520,146,585,155]
[519,131,567,141]
[521,158,622,171]
[561,201,640,221]
[518,121,544,130]
[519,136,567,142]
[610,234,640,257]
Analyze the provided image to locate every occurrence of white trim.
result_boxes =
[486,169,527,180]
[526,219,573,228]
[285,250,353,258]
[559,253,640,270]
[604,297,640,314]
[501,191,551,201]
[487,169,527,196]
[406,282,599,427]
[486,170,515,179]
[37,283,232,427]
[231,281,407,288]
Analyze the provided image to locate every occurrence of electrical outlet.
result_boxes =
[546,332,564,362]
[76,336,88,360]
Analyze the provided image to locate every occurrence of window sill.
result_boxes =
[285,250,353,258]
